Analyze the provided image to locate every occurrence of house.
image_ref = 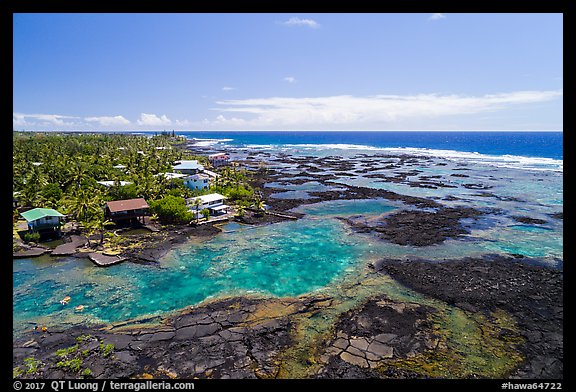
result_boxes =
[172,160,204,175]
[155,172,209,190]
[184,173,210,191]
[97,180,132,187]
[187,193,230,217]
[208,153,230,168]
[154,172,188,180]
[104,198,150,225]
[20,207,65,235]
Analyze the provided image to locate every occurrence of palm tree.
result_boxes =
[201,208,210,222]
[90,211,115,246]
[69,162,87,188]
[192,198,202,224]
[235,204,246,218]
[62,188,103,222]
[251,198,266,217]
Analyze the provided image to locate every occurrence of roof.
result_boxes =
[105,198,150,213]
[173,160,204,171]
[188,193,226,205]
[21,208,65,222]
[202,169,219,178]
[209,153,229,159]
[210,204,230,211]
[155,172,188,180]
[97,181,132,187]
[190,173,210,180]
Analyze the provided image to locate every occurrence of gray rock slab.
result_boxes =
[340,351,369,368]
[148,331,176,342]
[367,341,394,359]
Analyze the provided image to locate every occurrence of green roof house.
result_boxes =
[20,208,65,234]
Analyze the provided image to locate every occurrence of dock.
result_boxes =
[192,216,231,226]
[51,235,88,256]
[265,211,298,220]
[13,247,51,258]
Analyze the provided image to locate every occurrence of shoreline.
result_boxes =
[13,254,562,379]
[13,142,563,379]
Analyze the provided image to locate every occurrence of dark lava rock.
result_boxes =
[511,216,548,225]
[372,256,563,379]
[549,212,563,220]
[315,296,439,378]
[341,206,483,246]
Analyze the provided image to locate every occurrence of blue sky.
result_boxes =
[13,13,563,131]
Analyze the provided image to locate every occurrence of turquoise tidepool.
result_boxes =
[13,191,563,336]
[13,216,386,335]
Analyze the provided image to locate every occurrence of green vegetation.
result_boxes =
[99,342,115,357]
[149,195,194,224]
[13,366,24,378]
[56,358,83,372]
[23,357,42,375]
[23,231,40,243]
[75,334,94,343]
[201,208,210,221]
[13,131,264,243]
[56,344,78,358]
[13,132,194,217]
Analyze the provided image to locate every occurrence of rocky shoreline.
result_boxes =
[13,254,563,379]
[14,148,563,380]
[371,256,563,379]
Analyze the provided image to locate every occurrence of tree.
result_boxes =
[201,208,210,222]
[149,195,193,224]
[62,188,103,222]
[235,204,246,218]
[251,197,266,217]
[84,211,115,246]
[192,197,202,224]
[40,183,63,208]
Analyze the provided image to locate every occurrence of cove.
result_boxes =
[13,216,385,335]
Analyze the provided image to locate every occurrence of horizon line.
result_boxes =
[13,129,564,133]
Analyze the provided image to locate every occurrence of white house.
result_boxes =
[208,153,230,168]
[154,172,188,180]
[187,193,230,217]
[172,160,204,175]
[97,180,132,187]
[156,172,210,191]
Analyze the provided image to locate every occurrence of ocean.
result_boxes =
[174,131,563,160]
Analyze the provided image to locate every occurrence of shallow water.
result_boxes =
[13,146,562,339]
[13,217,386,335]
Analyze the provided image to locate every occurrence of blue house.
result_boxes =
[184,173,210,190]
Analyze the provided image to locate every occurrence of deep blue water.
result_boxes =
[172,131,563,160]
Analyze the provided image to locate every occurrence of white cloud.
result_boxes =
[204,89,562,130]
[222,86,236,91]
[429,13,447,21]
[13,112,79,128]
[137,113,172,126]
[283,76,296,83]
[279,17,320,29]
[85,115,130,126]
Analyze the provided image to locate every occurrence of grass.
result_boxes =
[56,344,78,357]
[23,357,43,375]
[56,358,83,372]
[100,342,115,357]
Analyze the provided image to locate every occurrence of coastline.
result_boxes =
[13,136,563,379]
